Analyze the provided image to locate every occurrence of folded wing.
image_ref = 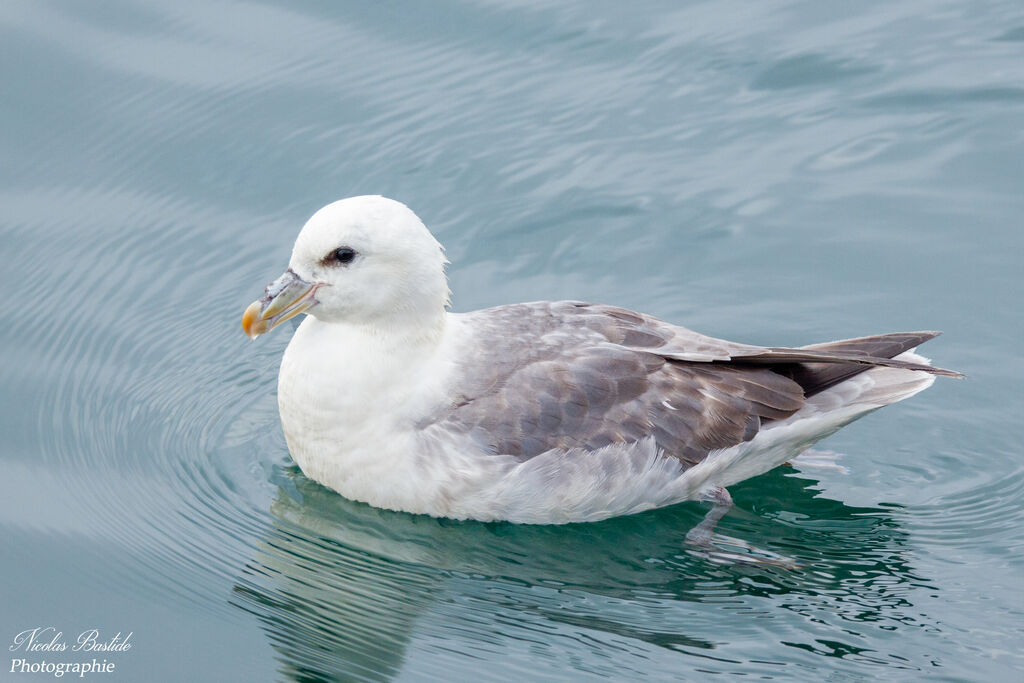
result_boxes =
[425,302,956,467]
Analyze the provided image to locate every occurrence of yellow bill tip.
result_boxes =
[242,300,267,339]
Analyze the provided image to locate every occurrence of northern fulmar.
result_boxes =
[242,196,960,526]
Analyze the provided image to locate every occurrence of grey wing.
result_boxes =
[428,303,806,467]
[423,301,955,467]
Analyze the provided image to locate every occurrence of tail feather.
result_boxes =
[714,349,938,489]
[732,331,961,398]
[798,350,938,417]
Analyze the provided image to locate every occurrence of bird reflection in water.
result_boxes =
[231,464,936,681]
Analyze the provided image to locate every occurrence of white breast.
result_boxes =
[277,315,477,515]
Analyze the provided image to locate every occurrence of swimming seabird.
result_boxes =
[242,196,960,525]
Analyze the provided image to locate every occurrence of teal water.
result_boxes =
[2,1,1022,680]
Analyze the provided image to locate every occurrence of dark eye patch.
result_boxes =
[323,247,357,266]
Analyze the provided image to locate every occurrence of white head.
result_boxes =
[242,196,450,339]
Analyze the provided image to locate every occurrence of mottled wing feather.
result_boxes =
[432,302,806,467]
[426,302,952,468]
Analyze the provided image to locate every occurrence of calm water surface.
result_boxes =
[2,1,1022,680]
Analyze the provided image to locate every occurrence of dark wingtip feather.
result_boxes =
[736,331,962,396]
[900,331,964,378]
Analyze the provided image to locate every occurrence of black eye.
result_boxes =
[329,247,357,265]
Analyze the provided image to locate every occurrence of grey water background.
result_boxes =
[1,0,1022,680]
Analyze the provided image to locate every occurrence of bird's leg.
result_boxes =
[684,485,799,569]
[685,485,733,546]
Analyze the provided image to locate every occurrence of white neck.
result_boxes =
[335,303,448,351]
